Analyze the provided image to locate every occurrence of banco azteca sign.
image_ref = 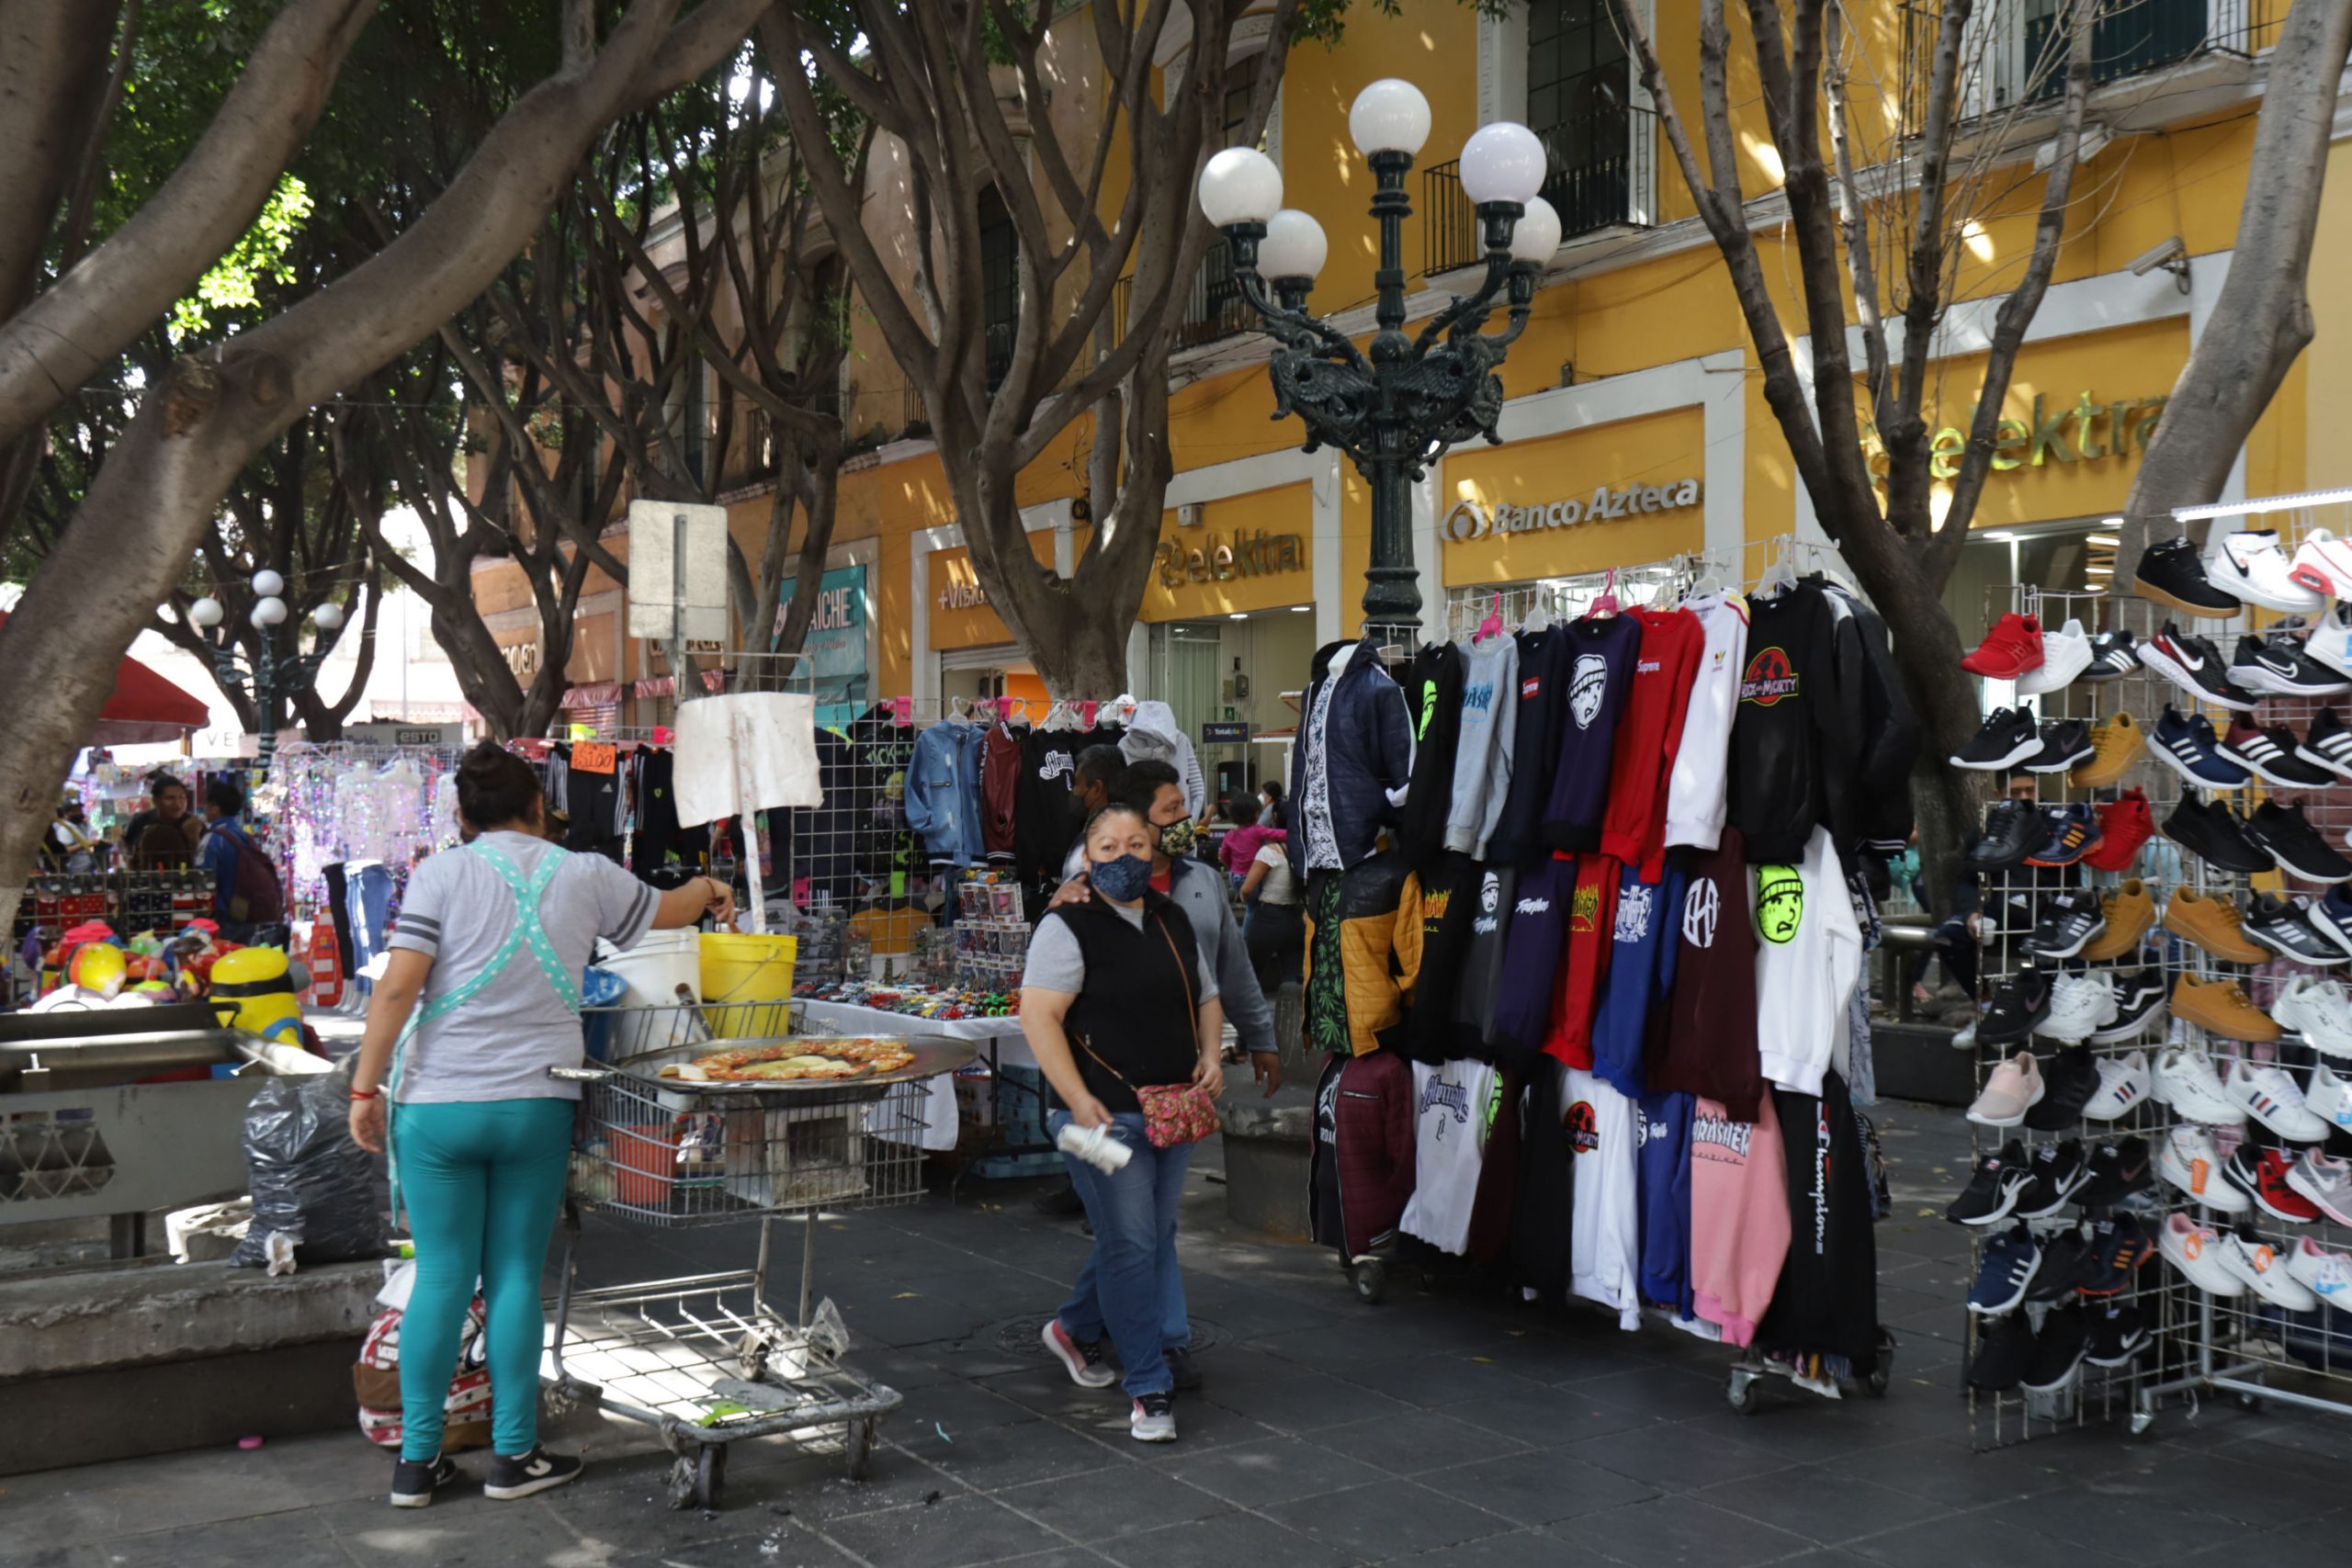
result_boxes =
[1442,477,1702,543]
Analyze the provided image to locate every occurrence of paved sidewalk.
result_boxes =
[5,1100,2348,1568]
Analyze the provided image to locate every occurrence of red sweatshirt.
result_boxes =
[1600,607,1704,879]
[1544,852,1621,1069]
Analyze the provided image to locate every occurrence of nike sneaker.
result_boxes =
[2018,617,2090,695]
[2151,706,2252,791]
[1946,1137,2033,1225]
[2023,803,2102,867]
[2018,1305,2091,1394]
[2225,634,2351,697]
[1966,799,2042,873]
[2245,799,2352,885]
[2290,527,2352,597]
[2081,789,2154,874]
[2216,1228,2320,1310]
[2083,1052,2154,1121]
[2297,707,2352,780]
[2135,536,2244,619]
[2084,1303,2150,1367]
[2014,1139,2092,1218]
[2025,890,2107,960]
[2161,1212,2243,1294]
[2217,719,2339,787]
[2303,1060,2352,1137]
[2275,976,2352,1059]
[2209,529,2325,614]
[1979,967,2055,1048]
[2076,1135,2153,1206]
[2243,894,2351,967]
[2160,1125,2252,1212]
[1951,706,2045,771]
[2140,624,2257,711]
[1962,613,2046,681]
[2229,1057,2333,1142]
[2023,718,2095,774]
[1968,1224,2042,1315]
[2223,1145,2321,1224]
[2287,1149,2352,1224]
[2285,1235,2352,1307]
[2080,626,2142,682]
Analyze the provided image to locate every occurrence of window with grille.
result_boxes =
[979,187,1018,392]
[1526,0,1634,236]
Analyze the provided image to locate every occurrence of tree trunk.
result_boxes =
[2115,0,2352,580]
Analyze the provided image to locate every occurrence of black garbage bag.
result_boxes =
[230,1057,384,1270]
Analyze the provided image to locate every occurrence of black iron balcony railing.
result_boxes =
[1109,255,1256,353]
[1423,106,1657,276]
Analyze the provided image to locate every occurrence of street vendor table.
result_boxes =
[794,998,1030,1155]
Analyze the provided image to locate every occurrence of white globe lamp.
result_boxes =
[1198,147,1283,229]
[1258,209,1329,282]
[250,569,286,598]
[1510,196,1563,265]
[1459,121,1547,207]
[1349,79,1431,158]
[250,596,288,629]
[188,596,224,629]
[311,601,345,633]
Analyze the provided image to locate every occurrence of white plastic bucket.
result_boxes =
[599,930,702,1010]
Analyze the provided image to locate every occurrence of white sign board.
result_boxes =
[627,499,731,643]
[347,721,465,748]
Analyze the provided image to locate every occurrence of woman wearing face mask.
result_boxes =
[1022,802,1225,1442]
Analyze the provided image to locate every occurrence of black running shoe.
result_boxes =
[391,1455,460,1510]
[2088,969,2167,1043]
[2026,1052,2101,1134]
[1967,800,2042,873]
[1947,1137,2033,1225]
[2024,805,2103,869]
[2140,623,2256,711]
[2163,790,2272,875]
[2245,893,2350,964]
[2084,1303,2150,1368]
[2015,1139,2092,1217]
[2020,1305,2092,1393]
[2135,536,2244,619]
[2028,1227,2097,1303]
[1968,1314,2036,1392]
[2217,719,2339,789]
[2245,799,2352,884]
[1951,706,2044,771]
[2229,634,2352,697]
[2300,708,2352,781]
[484,1446,584,1501]
[1979,966,2054,1048]
[2026,889,2106,959]
[2024,717,2094,773]
[2077,1136,2154,1209]
[2081,627,2140,682]
[2075,1213,2156,1298]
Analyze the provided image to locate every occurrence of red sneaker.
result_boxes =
[2225,1145,2322,1225]
[1962,613,2046,679]
[2081,788,2153,874]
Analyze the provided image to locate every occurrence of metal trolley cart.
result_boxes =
[549,1000,974,1510]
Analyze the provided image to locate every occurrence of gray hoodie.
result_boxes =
[1442,633,1519,858]
[1118,699,1208,818]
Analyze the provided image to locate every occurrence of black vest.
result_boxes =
[1054,890,1204,1113]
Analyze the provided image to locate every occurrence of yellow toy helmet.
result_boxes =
[69,942,128,1000]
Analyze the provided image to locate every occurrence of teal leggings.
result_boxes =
[392,1099,574,1461]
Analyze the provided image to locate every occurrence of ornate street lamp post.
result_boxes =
[1198,79,1560,636]
[187,571,345,768]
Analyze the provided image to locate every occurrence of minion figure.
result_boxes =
[208,945,305,1045]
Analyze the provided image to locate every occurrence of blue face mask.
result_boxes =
[1090,852,1154,902]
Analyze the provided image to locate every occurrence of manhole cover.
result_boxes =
[991,1313,1229,1359]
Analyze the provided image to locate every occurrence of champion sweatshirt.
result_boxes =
[1664,592,1749,852]
[1442,633,1520,859]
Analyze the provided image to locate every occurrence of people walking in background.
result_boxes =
[1257,779,1285,828]
[1238,827,1303,1000]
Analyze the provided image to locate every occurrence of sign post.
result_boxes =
[628,501,731,702]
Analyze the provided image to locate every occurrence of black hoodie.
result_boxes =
[1728,582,1863,863]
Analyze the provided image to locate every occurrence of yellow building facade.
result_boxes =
[477,0,2346,779]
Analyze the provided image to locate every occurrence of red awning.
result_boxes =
[0,611,212,744]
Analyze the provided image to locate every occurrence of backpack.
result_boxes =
[217,827,285,924]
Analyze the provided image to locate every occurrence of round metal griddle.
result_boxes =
[609,1034,978,1097]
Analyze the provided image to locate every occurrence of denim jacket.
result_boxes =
[905,719,987,865]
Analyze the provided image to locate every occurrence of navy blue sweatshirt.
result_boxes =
[1488,625,1573,865]
[1542,614,1645,852]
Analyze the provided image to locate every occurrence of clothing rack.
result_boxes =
[1439,550,1742,644]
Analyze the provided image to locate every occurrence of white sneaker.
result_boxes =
[2034,975,2115,1044]
[2209,529,2325,614]
[2290,528,2352,599]
[2310,602,2352,682]
[2277,976,2352,1058]
[2154,1045,2247,1127]
[2218,1230,2320,1310]
[2287,1150,2352,1225]
[2018,617,2092,695]
[2161,1212,2244,1294]
[2159,1126,2251,1212]
[2224,1057,2333,1143]
[1128,1393,1177,1443]
[2084,1050,2153,1121]
[2287,1235,2352,1306]
[2305,1061,2352,1137]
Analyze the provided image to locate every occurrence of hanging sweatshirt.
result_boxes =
[1513,1064,1573,1305]
[1396,852,1486,1062]
[1396,642,1466,871]
[1589,859,1687,1100]
[1566,1066,1642,1330]
[1443,633,1520,860]
[1600,607,1704,877]
[1689,1092,1791,1348]
[1487,853,1574,1072]
[1665,592,1750,853]
[1454,863,1517,1057]
[1636,1089,1697,1317]
[1730,583,1862,863]
[1119,700,1208,818]
[1544,852,1620,1070]
[1540,614,1645,852]
[1398,1056,1500,1256]
[980,721,1025,863]
[1464,1064,1526,1266]
[1488,625,1573,865]
[1646,829,1765,1122]
[1757,1073,1881,1367]
[1752,824,1863,1099]
[1819,581,1922,856]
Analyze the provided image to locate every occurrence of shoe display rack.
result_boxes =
[1957,535,2352,1451]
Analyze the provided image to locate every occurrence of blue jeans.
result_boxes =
[1046,1111,1192,1398]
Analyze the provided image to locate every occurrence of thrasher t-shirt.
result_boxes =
[1399,1058,1500,1257]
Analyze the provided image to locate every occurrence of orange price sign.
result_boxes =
[573,741,618,775]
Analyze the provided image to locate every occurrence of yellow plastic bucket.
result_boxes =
[698,932,798,1037]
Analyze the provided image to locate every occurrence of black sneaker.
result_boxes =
[1951,706,2044,771]
[2135,536,2244,619]
[2300,708,2352,780]
[2088,970,2167,1043]
[1947,1137,2032,1225]
[391,1455,459,1510]
[2020,1306,2092,1393]
[2014,1140,2092,1217]
[2311,885,2352,959]
[2163,790,2272,875]
[2228,634,2352,697]
[1968,1225,2042,1315]
[2246,799,2352,884]
[1979,966,2054,1048]
[2075,1213,2155,1297]
[2025,889,2106,959]
[1165,1346,1203,1392]
[2244,893,2350,965]
[2139,623,2256,711]
[1967,1314,2035,1392]
[2217,719,2339,789]
[2081,626,2141,682]
[2024,718,2094,773]
[2084,1303,2150,1368]
[1967,800,2042,872]
[2077,1136,2154,1209]
[2025,1052,2101,1133]
[2023,804,2102,869]
[483,1446,584,1501]
[2027,1227,2097,1303]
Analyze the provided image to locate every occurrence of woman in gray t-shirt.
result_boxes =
[346,745,732,1509]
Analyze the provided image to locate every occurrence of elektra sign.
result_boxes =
[1442,478,1702,543]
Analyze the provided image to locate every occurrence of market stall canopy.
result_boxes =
[0,612,212,744]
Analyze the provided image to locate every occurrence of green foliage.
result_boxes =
[168,175,314,339]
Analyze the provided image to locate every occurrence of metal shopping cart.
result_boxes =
[548,1000,974,1510]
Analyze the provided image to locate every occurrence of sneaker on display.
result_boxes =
[2160,793,2271,876]
[2077,1135,2154,1207]
[1966,799,2043,873]
[2151,706,2253,791]
[2084,1051,2154,1121]
[1968,1224,2043,1314]
[2308,604,2352,683]
[2140,624,2258,711]
[2223,1144,2321,1224]
[2290,527,2352,597]
[2075,1214,2157,1297]
[2287,1149,2352,1224]
[2018,618,2091,694]
[2297,708,2352,779]
[1979,968,2055,1049]
[2033,976,2115,1045]
[2208,529,2326,614]
[2275,976,2352,1058]
[2155,1044,2252,1125]
[2243,894,2351,967]
[1966,1314,2035,1392]
[2305,889,2352,960]
[2027,1226,2097,1303]
[1947,1137,2033,1225]
[2014,1140,2092,1219]
[2018,1305,2091,1393]
[2071,711,2146,790]
[1951,706,2046,771]
[2217,718,2340,788]
[2245,799,2352,885]
[2023,803,2103,868]
[2303,1061,2352,1137]
[2023,717,2096,775]
[2026,1048,2104,1132]
[2286,1235,2352,1306]
[2082,881,2155,964]
[2082,789,2155,874]
[2159,1125,2252,1212]
[1962,613,2048,680]
[2084,1303,2150,1368]
[1129,1392,1178,1443]
[1969,1051,2047,1129]
[2026,891,2108,962]
[2161,1212,2244,1294]
[2082,626,2142,682]
[2225,634,2352,698]
[2217,1229,2321,1310]
[2229,1058,2335,1144]
[2163,892,2271,965]
[2136,536,2245,619]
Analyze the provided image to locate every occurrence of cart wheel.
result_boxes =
[2235,1390,2266,1415]
[543,1381,577,1420]
[1725,1371,1759,1415]
[666,1455,699,1511]
[696,1444,728,1510]
[844,1417,877,1482]
[1351,1259,1387,1305]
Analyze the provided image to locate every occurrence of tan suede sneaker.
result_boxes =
[2072,710,2145,789]
[2083,878,2154,963]
[2162,887,2269,965]
[2171,973,2282,1043]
